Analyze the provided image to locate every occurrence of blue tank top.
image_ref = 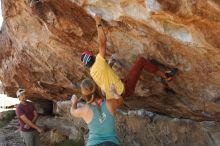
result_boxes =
[87,101,119,146]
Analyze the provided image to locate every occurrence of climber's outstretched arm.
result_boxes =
[95,14,107,58]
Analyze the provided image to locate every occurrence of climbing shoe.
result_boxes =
[165,68,178,78]
[163,68,178,82]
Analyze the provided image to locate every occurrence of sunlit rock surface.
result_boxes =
[1,0,220,145]
[1,0,220,122]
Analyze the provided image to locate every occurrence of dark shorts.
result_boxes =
[94,141,119,146]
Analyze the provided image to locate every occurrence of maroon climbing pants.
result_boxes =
[123,57,159,97]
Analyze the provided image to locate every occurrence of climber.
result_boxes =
[80,14,178,100]
[70,78,122,146]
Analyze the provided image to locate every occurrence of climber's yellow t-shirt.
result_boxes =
[90,54,124,99]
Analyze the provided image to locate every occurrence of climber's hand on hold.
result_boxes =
[95,14,102,25]
[95,13,106,58]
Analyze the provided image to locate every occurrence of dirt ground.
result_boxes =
[0,118,25,146]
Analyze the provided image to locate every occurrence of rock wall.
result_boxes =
[1,0,220,145]
[1,0,220,121]
[37,101,220,146]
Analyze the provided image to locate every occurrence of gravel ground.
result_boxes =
[0,118,25,146]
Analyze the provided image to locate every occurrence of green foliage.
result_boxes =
[0,110,16,128]
[53,139,84,146]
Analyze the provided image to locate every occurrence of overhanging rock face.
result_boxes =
[1,0,220,121]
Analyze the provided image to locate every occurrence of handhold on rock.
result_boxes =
[30,0,41,7]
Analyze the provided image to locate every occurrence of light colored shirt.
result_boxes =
[90,54,124,99]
